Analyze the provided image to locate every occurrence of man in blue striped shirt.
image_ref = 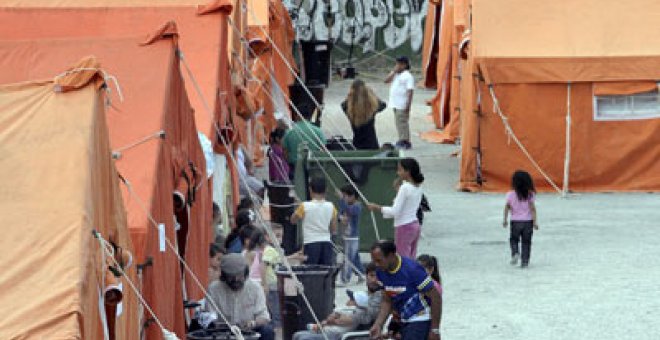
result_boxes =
[369,240,442,340]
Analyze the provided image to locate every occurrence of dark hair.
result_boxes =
[237,197,254,211]
[309,176,326,194]
[235,209,253,229]
[511,170,535,201]
[225,223,256,250]
[340,184,356,197]
[417,254,441,283]
[246,228,266,251]
[209,243,225,258]
[238,224,257,244]
[365,262,378,275]
[270,128,286,144]
[400,158,424,184]
[371,240,397,256]
[396,56,410,70]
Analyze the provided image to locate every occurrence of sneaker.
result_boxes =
[521,262,529,268]
[402,140,412,150]
[510,254,519,265]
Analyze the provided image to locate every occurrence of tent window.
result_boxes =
[594,85,660,121]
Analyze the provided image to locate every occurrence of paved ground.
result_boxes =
[316,74,660,340]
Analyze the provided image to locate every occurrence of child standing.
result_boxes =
[337,185,365,285]
[291,177,338,265]
[368,158,424,258]
[503,170,539,268]
[417,254,442,295]
[263,225,306,328]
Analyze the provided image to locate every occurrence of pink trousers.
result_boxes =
[395,220,421,258]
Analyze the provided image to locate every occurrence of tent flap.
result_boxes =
[593,81,658,96]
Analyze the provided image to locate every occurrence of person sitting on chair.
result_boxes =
[293,263,383,340]
[204,254,274,340]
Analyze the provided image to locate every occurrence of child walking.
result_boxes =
[503,170,539,268]
[337,185,365,285]
[291,177,338,265]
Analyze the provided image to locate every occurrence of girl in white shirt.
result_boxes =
[368,158,424,258]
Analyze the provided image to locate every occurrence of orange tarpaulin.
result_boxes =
[0,0,243,215]
[460,0,660,192]
[420,0,471,144]
[0,65,135,339]
[0,0,234,312]
[0,33,209,338]
[420,0,442,88]
[592,81,658,96]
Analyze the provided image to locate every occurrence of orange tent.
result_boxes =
[247,0,297,118]
[244,0,297,165]
[460,0,660,192]
[420,0,470,144]
[0,0,247,214]
[0,63,136,339]
[0,32,210,338]
[0,0,239,303]
[420,0,442,89]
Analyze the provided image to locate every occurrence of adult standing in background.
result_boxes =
[341,79,387,149]
[385,56,415,150]
[282,103,326,180]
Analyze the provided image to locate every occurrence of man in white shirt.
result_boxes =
[385,56,415,149]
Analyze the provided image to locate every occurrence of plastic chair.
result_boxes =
[340,315,392,340]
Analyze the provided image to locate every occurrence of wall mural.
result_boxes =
[288,0,428,55]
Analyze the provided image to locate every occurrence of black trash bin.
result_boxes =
[265,181,300,255]
[300,40,333,86]
[277,265,339,340]
[289,81,325,126]
[187,323,260,340]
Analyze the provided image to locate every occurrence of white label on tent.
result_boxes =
[158,223,166,252]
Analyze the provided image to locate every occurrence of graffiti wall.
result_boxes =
[288,0,428,58]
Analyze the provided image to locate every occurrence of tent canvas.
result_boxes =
[0,34,210,338]
[0,70,135,339]
[460,0,660,192]
[0,1,244,210]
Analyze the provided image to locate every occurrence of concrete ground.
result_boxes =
[314,74,660,340]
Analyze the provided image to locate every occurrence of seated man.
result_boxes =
[204,254,274,340]
[293,263,382,340]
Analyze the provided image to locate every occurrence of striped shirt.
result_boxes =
[376,255,434,322]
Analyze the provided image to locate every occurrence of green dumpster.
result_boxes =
[294,146,403,251]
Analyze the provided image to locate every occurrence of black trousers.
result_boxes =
[510,221,534,264]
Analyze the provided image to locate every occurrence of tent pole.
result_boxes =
[562,83,572,197]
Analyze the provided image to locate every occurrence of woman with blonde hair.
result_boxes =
[341,79,386,149]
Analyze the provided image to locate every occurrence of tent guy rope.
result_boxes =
[487,84,562,194]
[223,19,383,240]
